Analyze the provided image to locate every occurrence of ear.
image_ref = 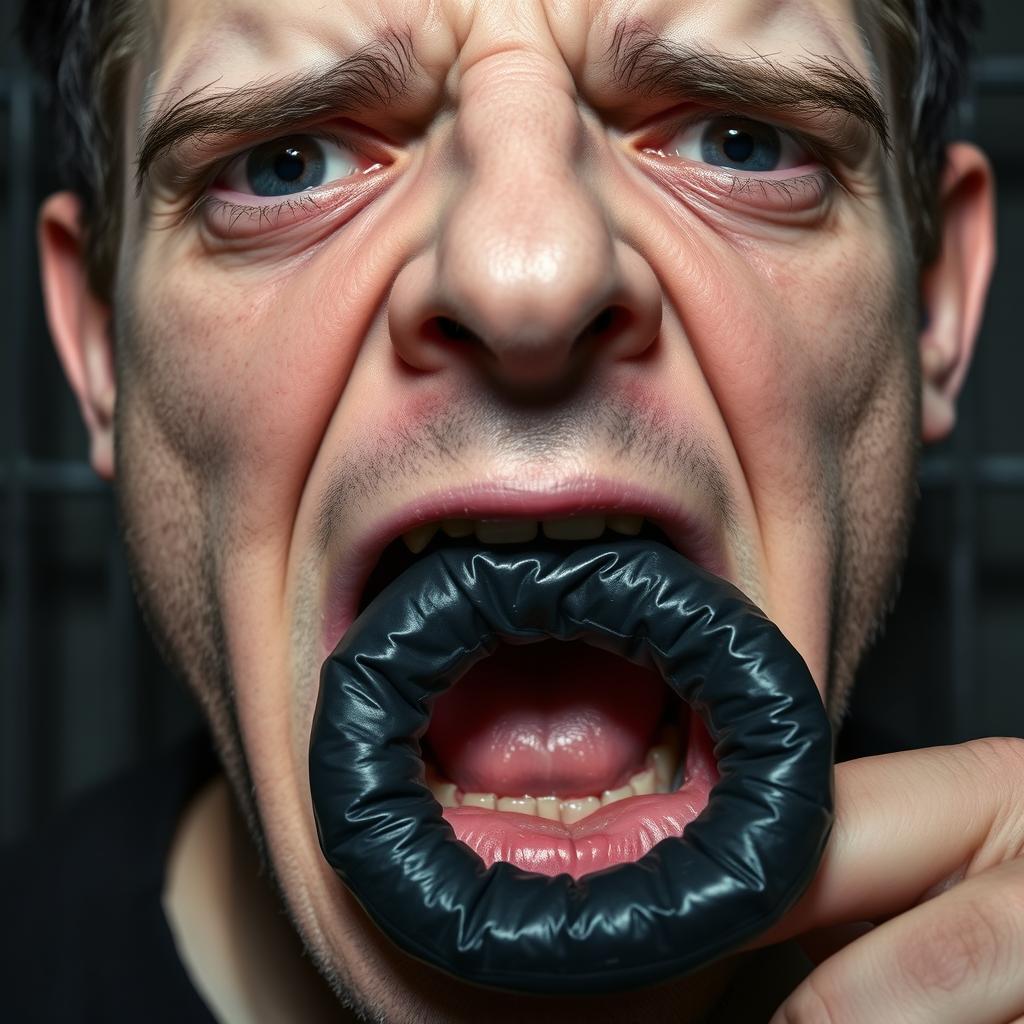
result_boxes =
[38,192,116,479]
[919,142,996,444]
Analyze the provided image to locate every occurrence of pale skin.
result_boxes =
[34,0,1010,1020]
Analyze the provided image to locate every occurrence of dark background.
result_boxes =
[1,2,1022,844]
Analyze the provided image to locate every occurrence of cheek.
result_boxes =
[123,238,392,546]
[643,204,915,681]
[662,225,911,508]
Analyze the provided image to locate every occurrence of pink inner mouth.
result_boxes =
[425,640,718,878]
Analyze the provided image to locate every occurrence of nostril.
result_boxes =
[432,308,623,348]
[415,303,644,384]
[574,306,626,348]
[432,316,483,346]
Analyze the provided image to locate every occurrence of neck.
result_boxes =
[162,774,348,1024]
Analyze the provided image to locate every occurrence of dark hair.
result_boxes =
[20,0,982,300]
[883,0,985,268]
[20,0,142,299]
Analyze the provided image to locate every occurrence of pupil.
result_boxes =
[245,137,327,196]
[274,148,306,182]
[722,129,754,163]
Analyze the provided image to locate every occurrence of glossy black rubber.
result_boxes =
[309,540,833,993]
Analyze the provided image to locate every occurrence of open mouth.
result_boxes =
[353,514,719,878]
[309,534,833,992]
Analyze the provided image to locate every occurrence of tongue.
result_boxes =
[425,640,668,797]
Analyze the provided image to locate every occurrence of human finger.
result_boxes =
[769,855,1024,1024]
[756,738,1024,948]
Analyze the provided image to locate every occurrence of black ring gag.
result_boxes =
[309,540,833,993]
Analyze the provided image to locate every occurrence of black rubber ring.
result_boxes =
[309,540,833,993]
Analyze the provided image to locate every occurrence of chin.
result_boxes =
[305,881,741,1024]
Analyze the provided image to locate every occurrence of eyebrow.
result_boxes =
[135,29,417,192]
[604,23,891,155]
[136,18,891,194]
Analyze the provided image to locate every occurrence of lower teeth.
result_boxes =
[427,724,683,825]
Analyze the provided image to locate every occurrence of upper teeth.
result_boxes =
[402,514,645,554]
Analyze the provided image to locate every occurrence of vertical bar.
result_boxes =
[107,519,140,762]
[1,76,34,841]
[947,84,980,744]
[949,388,979,742]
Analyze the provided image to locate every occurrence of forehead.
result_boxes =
[150,0,880,113]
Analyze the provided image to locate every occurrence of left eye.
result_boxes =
[663,116,810,173]
[220,135,361,197]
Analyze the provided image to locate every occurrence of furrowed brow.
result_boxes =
[135,32,417,193]
[605,24,891,155]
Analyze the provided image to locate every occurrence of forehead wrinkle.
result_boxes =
[149,0,401,122]
[148,0,881,119]
[592,0,887,99]
[787,0,888,94]
[735,3,861,72]
[152,0,271,102]
[750,0,852,57]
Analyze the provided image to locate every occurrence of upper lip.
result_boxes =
[321,474,730,653]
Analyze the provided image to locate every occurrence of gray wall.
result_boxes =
[2,2,1023,842]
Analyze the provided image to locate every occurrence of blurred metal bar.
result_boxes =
[108,516,140,762]
[975,56,1024,92]
[947,82,981,744]
[973,456,1024,488]
[0,459,110,494]
[950,393,980,742]
[2,76,34,840]
[919,455,1024,489]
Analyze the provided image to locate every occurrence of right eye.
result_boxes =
[219,135,363,197]
[663,115,811,173]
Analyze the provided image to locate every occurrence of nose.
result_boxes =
[388,59,662,394]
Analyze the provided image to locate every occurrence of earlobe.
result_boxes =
[37,192,116,479]
[918,142,996,444]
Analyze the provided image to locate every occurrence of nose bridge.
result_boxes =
[387,50,662,391]
[440,56,617,347]
[455,55,585,209]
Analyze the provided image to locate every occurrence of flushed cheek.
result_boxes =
[128,236,392,541]
[665,216,900,495]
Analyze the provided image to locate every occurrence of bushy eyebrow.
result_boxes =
[135,18,891,194]
[135,30,417,192]
[603,23,891,154]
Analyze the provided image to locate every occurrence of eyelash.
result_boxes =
[172,128,380,231]
[727,171,836,203]
[196,192,329,232]
[181,112,842,234]
[638,111,848,206]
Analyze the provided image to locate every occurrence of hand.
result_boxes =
[758,739,1024,1024]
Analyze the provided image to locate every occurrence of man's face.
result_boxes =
[112,0,919,1016]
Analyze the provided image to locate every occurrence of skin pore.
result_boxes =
[37,0,995,1021]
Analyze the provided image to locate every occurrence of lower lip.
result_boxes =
[440,719,718,879]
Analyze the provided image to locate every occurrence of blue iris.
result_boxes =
[245,137,327,197]
[700,120,781,172]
